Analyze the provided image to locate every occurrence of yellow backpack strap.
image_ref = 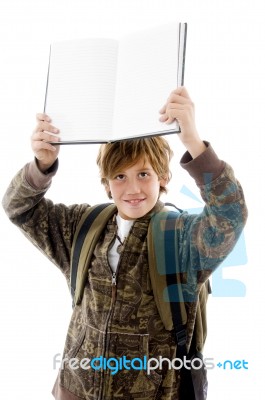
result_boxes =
[70,203,117,307]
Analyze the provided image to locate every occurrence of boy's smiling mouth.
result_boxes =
[124,198,146,205]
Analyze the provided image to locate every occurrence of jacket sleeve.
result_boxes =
[177,142,248,297]
[2,158,89,281]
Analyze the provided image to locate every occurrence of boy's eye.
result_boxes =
[139,172,149,178]
[115,174,126,181]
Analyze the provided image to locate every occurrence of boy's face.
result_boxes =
[107,158,166,220]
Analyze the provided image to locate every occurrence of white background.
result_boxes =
[0,0,264,399]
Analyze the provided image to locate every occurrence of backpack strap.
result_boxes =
[149,207,210,399]
[148,208,188,356]
[70,203,117,307]
[148,207,211,357]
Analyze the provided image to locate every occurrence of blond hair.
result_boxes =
[96,137,173,198]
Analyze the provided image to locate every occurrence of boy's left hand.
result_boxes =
[159,86,206,158]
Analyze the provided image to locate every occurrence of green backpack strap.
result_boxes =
[148,207,211,355]
[148,207,210,399]
[148,209,188,353]
[70,203,117,307]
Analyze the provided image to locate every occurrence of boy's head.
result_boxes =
[96,137,173,219]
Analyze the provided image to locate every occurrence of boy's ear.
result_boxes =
[104,184,112,199]
[159,176,168,188]
[159,176,169,195]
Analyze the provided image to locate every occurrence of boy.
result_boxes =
[2,87,247,399]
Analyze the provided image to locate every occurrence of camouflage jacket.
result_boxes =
[2,144,247,400]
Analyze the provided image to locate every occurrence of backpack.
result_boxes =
[70,203,210,399]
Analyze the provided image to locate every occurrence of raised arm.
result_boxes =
[159,86,206,158]
[31,113,61,172]
[2,114,88,281]
[158,86,248,294]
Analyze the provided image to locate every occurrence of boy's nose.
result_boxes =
[126,178,141,194]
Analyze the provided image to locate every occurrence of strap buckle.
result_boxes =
[175,328,187,347]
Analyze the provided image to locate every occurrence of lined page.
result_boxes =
[113,22,181,139]
[44,38,119,141]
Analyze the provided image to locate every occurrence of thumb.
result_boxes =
[173,86,191,100]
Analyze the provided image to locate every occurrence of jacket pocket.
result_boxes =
[67,326,87,359]
[104,333,163,400]
[60,325,106,399]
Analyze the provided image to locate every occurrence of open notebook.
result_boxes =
[44,22,187,144]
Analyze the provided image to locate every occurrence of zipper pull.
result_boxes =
[112,272,117,285]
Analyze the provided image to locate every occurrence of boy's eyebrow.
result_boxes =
[135,167,153,171]
[114,167,154,173]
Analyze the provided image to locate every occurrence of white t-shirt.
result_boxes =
[108,214,134,272]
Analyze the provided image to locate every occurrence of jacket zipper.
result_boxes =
[98,224,133,399]
[112,271,117,286]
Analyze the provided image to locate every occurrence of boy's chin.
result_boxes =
[118,206,152,220]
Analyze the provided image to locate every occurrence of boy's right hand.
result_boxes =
[31,113,60,173]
